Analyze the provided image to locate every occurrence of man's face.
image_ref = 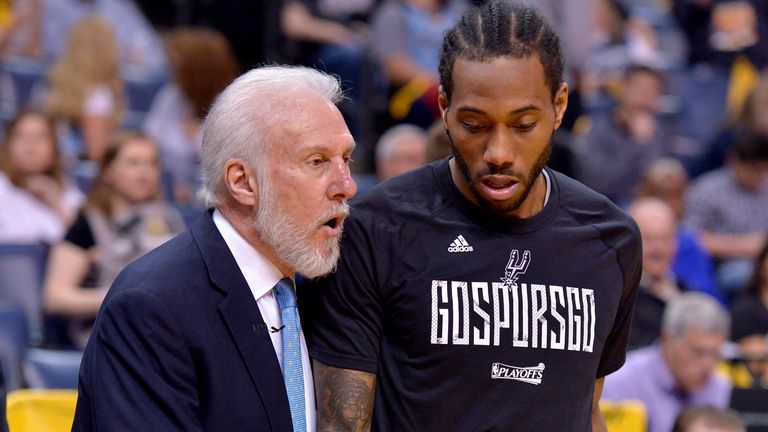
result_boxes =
[254,95,357,278]
[663,327,725,394]
[731,158,768,191]
[633,204,678,279]
[439,56,568,219]
[621,71,662,113]
[378,135,427,181]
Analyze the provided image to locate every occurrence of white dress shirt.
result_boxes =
[213,210,316,431]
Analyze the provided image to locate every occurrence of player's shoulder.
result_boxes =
[552,170,640,244]
[351,160,449,220]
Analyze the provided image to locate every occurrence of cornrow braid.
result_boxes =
[438,0,564,104]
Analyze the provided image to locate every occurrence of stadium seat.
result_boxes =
[6,389,77,432]
[23,349,83,390]
[600,400,648,432]
[0,303,28,391]
[0,243,49,344]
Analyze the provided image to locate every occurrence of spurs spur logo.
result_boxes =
[500,250,530,289]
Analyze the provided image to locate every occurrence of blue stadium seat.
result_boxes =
[121,66,169,129]
[22,349,82,390]
[0,243,49,345]
[0,303,29,391]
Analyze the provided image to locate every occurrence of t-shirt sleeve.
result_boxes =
[305,212,385,374]
[596,218,643,377]
[64,211,96,250]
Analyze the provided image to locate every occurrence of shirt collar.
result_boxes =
[649,344,682,395]
[212,209,286,301]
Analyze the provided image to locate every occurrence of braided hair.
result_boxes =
[439,1,564,104]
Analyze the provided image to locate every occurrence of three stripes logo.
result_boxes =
[448,235,474,252]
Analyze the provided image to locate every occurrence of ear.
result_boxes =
[553,82,569,130]
[223,158,258,206]
[438,86,449,129]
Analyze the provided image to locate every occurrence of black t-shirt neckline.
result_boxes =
[434,158,560,234]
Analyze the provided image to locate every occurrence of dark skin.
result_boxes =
[316,55,607,432]
[315,360,376,432]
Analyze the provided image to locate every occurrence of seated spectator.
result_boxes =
[575,64,669,206]
[694,75,768,177]
[143,27,239,206]
[0,109,84,243]
[684,131,768,298]
[602,292,733,432]
[581,0,661,110]
[375,123,427,181]
[43,15,124,164]
[730,242,768,387]
[0,0,42,58]
[636,158,721,303]
[5,0,167,73]
[42,131,185,348]
[627,198,721,349]
[672,406,745,432]
[372,0,467,127]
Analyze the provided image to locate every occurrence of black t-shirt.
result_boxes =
[305,159,642,431]
[64,211,96,250]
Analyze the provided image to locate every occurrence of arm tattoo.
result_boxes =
[315,362,376,432]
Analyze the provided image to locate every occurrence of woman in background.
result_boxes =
[0,109,83,243]
[44,15,123,164]
[43,131,185,348]
[143,27,238,206]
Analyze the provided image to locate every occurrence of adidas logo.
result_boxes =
[448,235,474,252]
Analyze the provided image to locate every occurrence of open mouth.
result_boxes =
[479,175,519,201]
[324,217,339,229]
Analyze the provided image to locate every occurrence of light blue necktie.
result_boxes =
[274,278,306,432]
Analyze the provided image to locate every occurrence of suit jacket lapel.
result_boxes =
[191,210,293,432]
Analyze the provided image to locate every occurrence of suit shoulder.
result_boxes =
[107,230,204,300]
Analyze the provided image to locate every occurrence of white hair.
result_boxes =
[375,123,427,163]
[198,65,343,207]
[663,292,730,338]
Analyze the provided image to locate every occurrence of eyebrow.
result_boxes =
[456,104,542,115]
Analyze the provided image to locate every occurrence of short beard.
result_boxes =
[449,132,552,218]
[253,175,349,279]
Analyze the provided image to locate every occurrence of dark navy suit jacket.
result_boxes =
[72,210,294,431]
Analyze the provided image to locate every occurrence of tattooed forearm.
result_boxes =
[314,360,376,432]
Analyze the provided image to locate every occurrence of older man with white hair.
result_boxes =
[72,65,357,431]
[602,292,733,432]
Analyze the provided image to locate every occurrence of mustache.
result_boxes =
[314,201,350,229]
[477,166,518,177]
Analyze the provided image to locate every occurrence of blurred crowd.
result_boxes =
[0,0,767,429]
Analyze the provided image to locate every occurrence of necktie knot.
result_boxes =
[274,277,297,310]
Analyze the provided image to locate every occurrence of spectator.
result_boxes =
[730,242,768,386]
[5,0,167,72]
[143,27,239,206]
[636,158,721,303]
[575,64,668,206]
[602,292,733,432]
[581,0,661,110]
[372,0,467,127]
[684,131,768,298]
[0,109,84,243]
[0,0,42,58]
[43,15,124,164]
[375,123,427,181]
[42,131,185,348]
[672,406,745,432]
[695,74,768,177]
